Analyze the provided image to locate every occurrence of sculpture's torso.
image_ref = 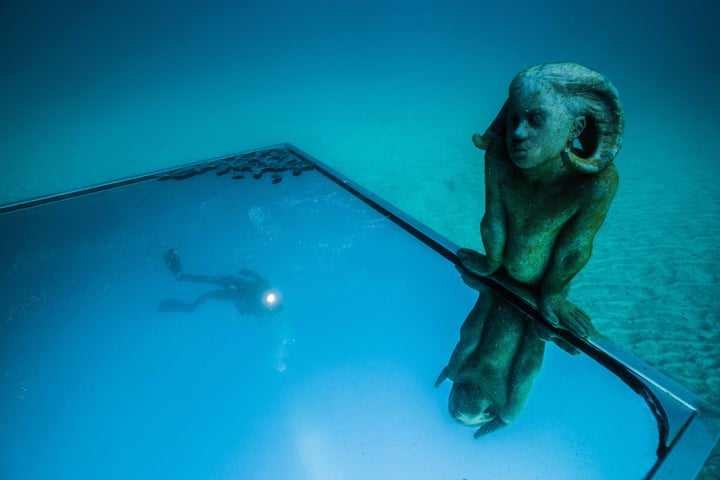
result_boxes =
[487,141,590,286]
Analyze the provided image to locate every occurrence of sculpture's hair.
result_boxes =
[478,62,625,173]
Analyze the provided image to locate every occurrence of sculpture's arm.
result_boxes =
[458,151,506,276]
[482,151,507,271]
[540,166,619,335]
[542,166,618,293]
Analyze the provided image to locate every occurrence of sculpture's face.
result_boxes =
[506,79,576,170]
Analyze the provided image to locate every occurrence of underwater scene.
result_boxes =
[1,0,719,478]
[0,150,671,478]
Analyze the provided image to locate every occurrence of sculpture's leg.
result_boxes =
[436,287,494,386]
[501,319,546,424]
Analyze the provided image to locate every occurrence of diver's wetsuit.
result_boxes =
[158,249,281,317]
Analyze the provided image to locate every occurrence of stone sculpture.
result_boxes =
[459,62,624,337]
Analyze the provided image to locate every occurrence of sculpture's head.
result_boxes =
[476,62,625,174]
[448,382,497,428]
[505,74,585,171]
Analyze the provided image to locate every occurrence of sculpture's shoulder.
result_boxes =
[586,163,619,202]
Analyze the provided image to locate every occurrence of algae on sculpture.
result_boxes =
[459,62,624,337]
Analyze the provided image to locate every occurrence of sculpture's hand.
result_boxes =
[539,293,594,338]
[457,248,496,277]
[455,265,486,291]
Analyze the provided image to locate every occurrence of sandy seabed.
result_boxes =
[2,119,718,477]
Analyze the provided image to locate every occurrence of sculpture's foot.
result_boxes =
[532,321,580,355]
[540,294,594,338]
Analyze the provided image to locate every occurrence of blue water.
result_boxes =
[1,0,719,477]
[2,0,718,201]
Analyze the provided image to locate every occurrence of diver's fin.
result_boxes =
[157,299,195,312]
[164,249,182,278]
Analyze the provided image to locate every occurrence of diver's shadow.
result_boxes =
[157,249,282,318]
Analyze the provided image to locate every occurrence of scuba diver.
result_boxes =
[158,249,282,317]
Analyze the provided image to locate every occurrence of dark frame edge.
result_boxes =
[0,143,292,215]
